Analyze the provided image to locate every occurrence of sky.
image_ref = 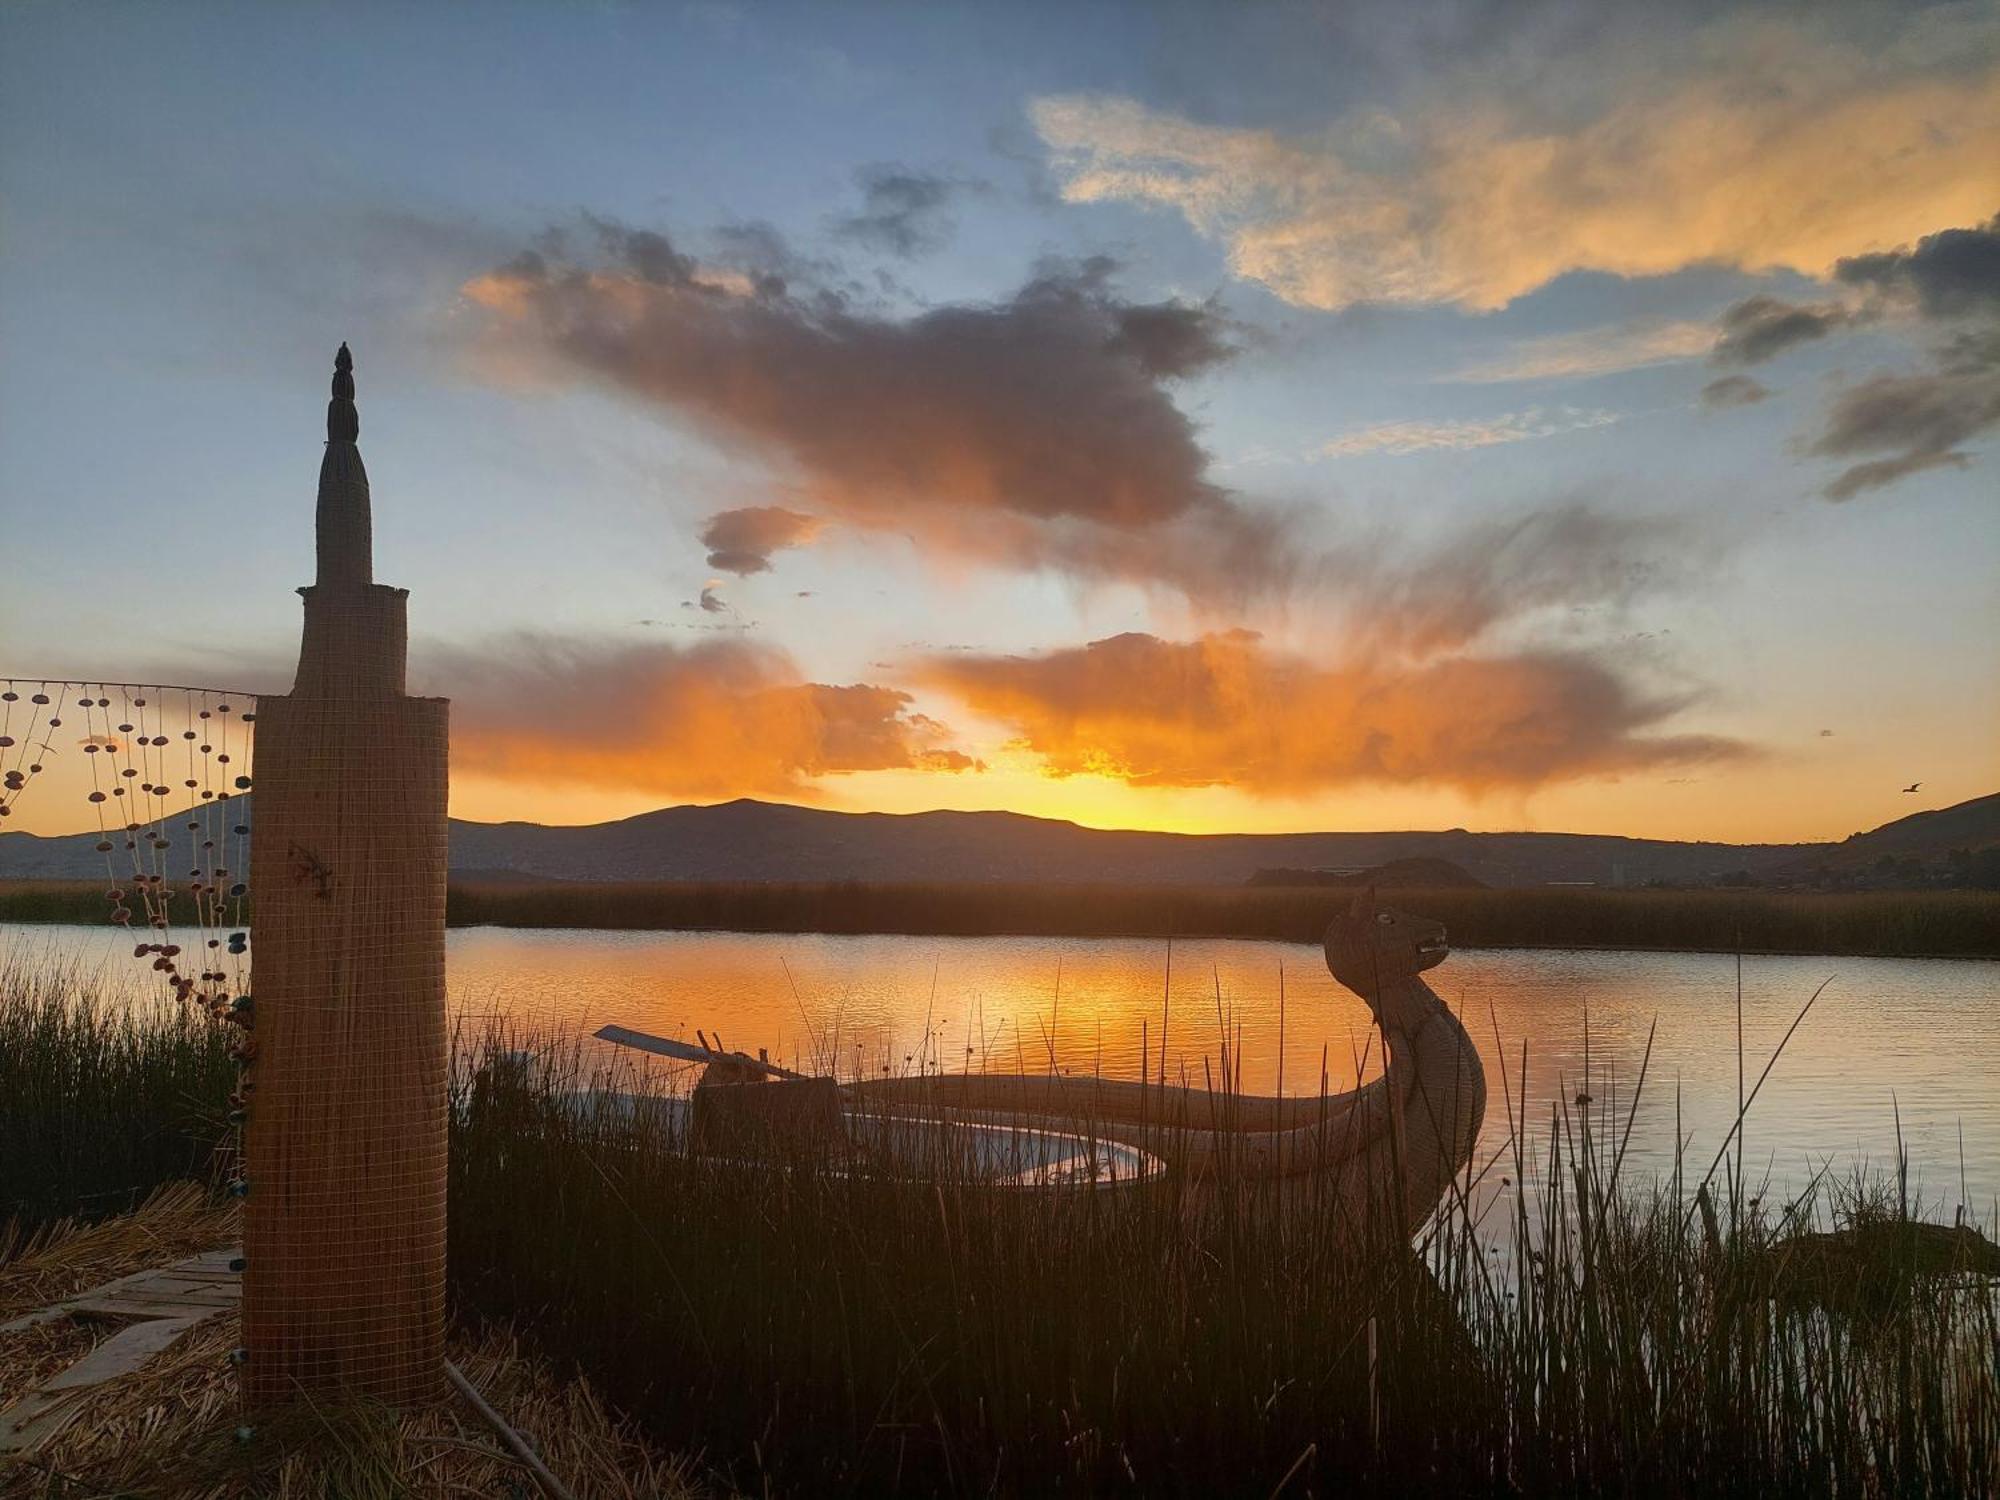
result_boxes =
[1,0,1995,844]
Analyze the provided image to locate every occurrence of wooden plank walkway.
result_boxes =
[0,1247,241,1456]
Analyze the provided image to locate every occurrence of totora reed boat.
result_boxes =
[582,893,1485,1228]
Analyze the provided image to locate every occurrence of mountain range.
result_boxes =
[4,792,1993,889]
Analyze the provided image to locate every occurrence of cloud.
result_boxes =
[1684,213,2000,497]
[832,166,965,258]
[1699,374,1771,410]
[700,506,824,574]
[1333,501,1706,659]
[1809,332,2000,500]
[921,629,1744,795]
[444,635,980,799]
[1447,319,1714,383]
[1317,406,1617,458]
[1707,216,2000,373]
[697,581,730,614]
[1837,213,2000,318]
[1710,295,1855,367]
[1030,18,2000,311]
[462,229,1291,602]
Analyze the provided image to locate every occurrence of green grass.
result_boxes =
[9,879,1996,957]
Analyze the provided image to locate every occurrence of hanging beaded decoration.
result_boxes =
[0,678,259,1185]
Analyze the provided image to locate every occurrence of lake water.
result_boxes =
[9,923,1999,1220]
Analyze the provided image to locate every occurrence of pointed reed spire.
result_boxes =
[314,342,372,588]
[327,341,359,443]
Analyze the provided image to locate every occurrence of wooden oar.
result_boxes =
[594,1023,813,1081]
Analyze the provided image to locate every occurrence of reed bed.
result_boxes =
[450,1033,2000,1497]
[6,879,1995,956]
[413,882,2000,958]
[4,954,1996,1494]
[0,949,235,1235]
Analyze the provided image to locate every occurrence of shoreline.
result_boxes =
[1,877,1996,961]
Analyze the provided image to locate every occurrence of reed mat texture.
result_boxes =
[0,1185,699,1499]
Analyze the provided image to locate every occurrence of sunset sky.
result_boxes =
[2,0,1994,844]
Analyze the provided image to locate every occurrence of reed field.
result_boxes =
[0,951,235,1236]
[447,1035,2000,1496]
[3,960,1998,1495]
[4,878,1997,957]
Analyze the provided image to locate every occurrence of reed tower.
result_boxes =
[241,345,450,1406]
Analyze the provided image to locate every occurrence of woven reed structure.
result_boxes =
[242,345,450,1407]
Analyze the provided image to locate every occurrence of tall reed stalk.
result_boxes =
[448,1027,2000,1496]
[0,949,234,1237]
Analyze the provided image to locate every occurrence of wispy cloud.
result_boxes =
[1446,320,1714,384]
[1317,406,1618,458]
[830,165,972,258]
[1699,375,1770,410]
[1031,13,2000,311]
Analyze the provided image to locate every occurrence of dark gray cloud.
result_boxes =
[465,227,1278,600]
[1702,214,2000,499]
[1837,213,2000,319]
[1710,294,1853,367]
[832,166,969,258]
[700,506,823,574]
[1700,374,1770,409]
[1810,331,2000,501]
[1106,299,1235,378]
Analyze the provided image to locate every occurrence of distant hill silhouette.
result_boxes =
[1773,792,2000,878]
[0,794,1915,889]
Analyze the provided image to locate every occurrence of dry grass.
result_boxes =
[0,1182,235,1314]
[0,1185,704,1499]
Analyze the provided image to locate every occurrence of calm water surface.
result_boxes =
[11,923,1999,1218]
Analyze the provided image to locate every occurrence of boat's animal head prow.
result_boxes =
[1323,890,1450,996]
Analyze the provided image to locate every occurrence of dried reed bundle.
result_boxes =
[5,1313,698,1498]
[0,1182,235,1317]
[2,1187,696,1498]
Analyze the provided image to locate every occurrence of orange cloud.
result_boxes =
[921,630,1744,795]
[444,636,980,800]
[1033,15,2000,311]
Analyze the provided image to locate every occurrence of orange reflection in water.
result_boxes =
[448,929,2000,1216]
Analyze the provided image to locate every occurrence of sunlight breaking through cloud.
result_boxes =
[922,630,1746,796]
